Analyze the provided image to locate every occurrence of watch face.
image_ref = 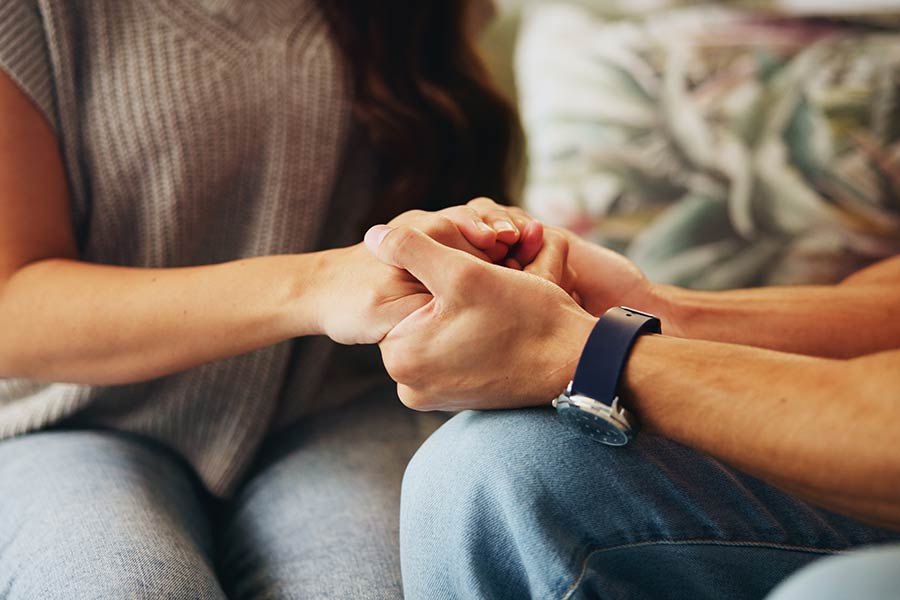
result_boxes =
[556,398,632,446]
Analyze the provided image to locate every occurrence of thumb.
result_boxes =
[365,225,471,295]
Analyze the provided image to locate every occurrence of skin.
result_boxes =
[0,69,549,385]
[561,230,900,358]
[365,220,900,531]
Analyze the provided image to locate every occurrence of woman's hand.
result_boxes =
[520,225,579,299]
[464,197,546,267]
[312,201,577,348]
[365,224,597,411]
[310,243,430,345]
[312,206,530,345]
[437,199,647,313]
[388,198,545,266]
[442,197,581,295]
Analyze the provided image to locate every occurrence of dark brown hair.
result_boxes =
[319,0,521,216]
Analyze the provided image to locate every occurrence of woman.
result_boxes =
[0,1,538,597]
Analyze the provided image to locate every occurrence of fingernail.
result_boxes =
[476,221,495,233]
[493,220,517,233]
[364,225,393,252]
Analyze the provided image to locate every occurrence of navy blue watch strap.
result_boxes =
[570,306,661,405]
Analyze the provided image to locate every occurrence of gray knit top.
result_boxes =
[0,0,388,496]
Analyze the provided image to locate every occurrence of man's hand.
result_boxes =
[365,224,597,411]
[313,206,504,345]
[559,229,657,317]
[314,202,546,346]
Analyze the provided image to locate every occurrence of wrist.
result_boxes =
[552,306,661,445]
[200,253,331,343]
[614,279,689,339]
[611,280,681,335]
[620,334,682,433]
[643,283,693,339]
[544,305,599,399]
[279,249,346,338]
[301,246,358,338]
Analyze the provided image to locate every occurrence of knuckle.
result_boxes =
[383,226,419,262]
[527,266,552,282]
[440,206,478,229]
[389,362,414,384]
[565,266,579,292]
[441,205,468,219]
[421,215,457,241]
[358,288,383,319]
[447,259,482,288]
[404,209,427,220]
[397,385,421,409]
[467,196,497,211]
[509,208,532,227]
[545,229,569,251]
[389,209,426,226]
[435,214,456,230]
[547,225,566,238]
[487,208,515,224]
[397,386,436,411]
[384,349,418,384]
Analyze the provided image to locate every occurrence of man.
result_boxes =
[362,208,900,599]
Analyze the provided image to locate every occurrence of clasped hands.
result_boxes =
[315,198,653,411]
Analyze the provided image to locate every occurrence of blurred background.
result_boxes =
[478,0,900,290]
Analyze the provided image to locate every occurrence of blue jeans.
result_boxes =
[400,409,900,599]
[0,388,445,599]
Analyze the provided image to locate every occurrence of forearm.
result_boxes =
[655,280,900,357]
[0,253,329,385]
[622,335,900,529]
[567,231,900,357]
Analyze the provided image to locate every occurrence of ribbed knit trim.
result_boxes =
[0,0,58,130]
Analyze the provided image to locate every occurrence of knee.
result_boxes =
[0,431,224,600]
[2,546,223,600]
[400,408,597,598]
[400,408,699,598]
[402,408,562,520]
[401,407,631,525]
[0,500,223,600]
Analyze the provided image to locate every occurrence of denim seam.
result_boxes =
[560,538,842,600]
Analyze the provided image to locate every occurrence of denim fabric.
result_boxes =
[0,430,224,599]
[217,391,446,600]
[766,544,900,600]
[0,388,443,599]
[400,408,900,600]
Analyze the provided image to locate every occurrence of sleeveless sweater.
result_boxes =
[0,0,387,496]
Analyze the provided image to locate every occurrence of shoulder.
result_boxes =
[0,0,50,58]
[0,0,63,132]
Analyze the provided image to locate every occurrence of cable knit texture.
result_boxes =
[0,0,384,496]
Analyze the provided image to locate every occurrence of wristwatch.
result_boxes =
[552,306,661,446]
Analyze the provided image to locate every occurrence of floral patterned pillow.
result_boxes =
[516,2,900,288]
